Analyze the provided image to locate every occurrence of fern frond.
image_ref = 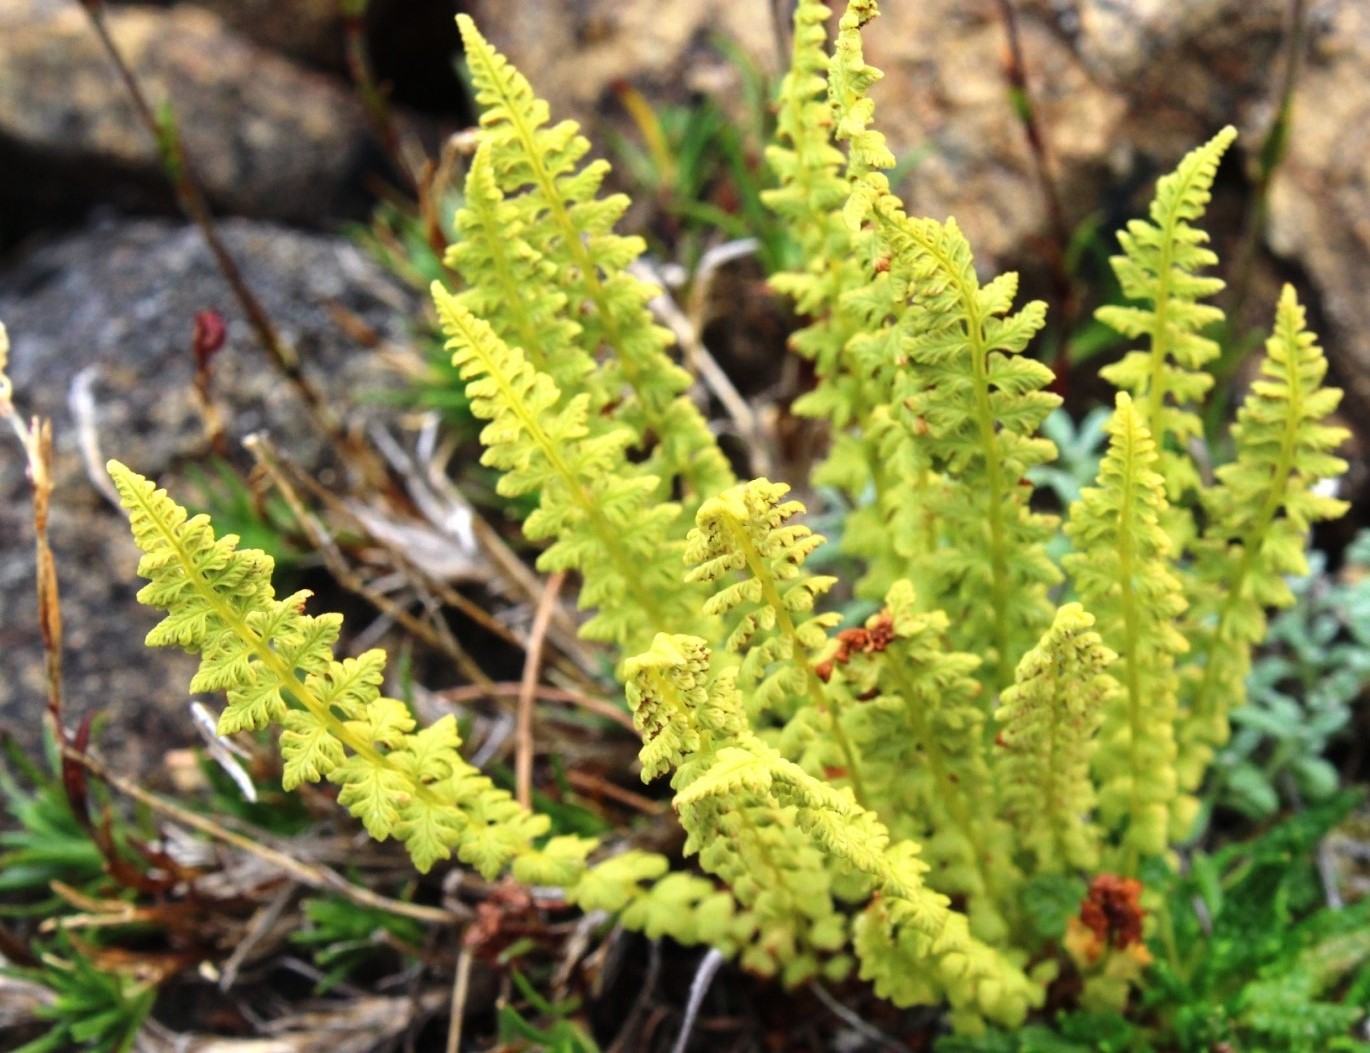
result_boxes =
[1177,285,1350,793]
[454,14,733,506]
[108,461,549,876]
[432,285,707,653]
[833,581,1018,941]
[627,632,1041,1022]
[871,210,1061,682]
[682,479,877,806]
[626,633,851,983]
[995,603,1116,873]
[445,143,595,398]
[1063,395,1189,866]
[817,5,1063,680]
[1097,126,1236,507]
[764,0,874,390]
[685,481,839,706]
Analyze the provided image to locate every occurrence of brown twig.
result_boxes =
[63,745,466,925]
[446,947,475,1053]
[262,426,599,690]
[338,0,417,192]
[563,770,666,817]
[438,683,637,734]
[244,434,494,689]
[992,0,1076,371]
[517,572,566,810]
[0,324,65,742]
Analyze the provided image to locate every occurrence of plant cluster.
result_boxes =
[100,0,1363,1043]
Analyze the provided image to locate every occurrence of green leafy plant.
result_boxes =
[106,0,1359,1039]
[4,934,156,1053]
[608,42,794,272]
[291,894,425,992]
[495,971,602,1053]
[941,794,1370,1053]
[0,734,114,912]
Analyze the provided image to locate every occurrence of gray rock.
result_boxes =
[0,217,417,773]
[131,0,351,71]
[1268,0,1370,428]
[0,0,379,228]
[465,0,782,123]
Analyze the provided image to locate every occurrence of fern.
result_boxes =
[995,603,1116,875]
[432,287,708,654]
[832,582,1018,942]
[1063,394,1188,868]
[454,14,733,507]
[445,143,594,398]
[626,633,1040,1025]
[1177,285,1350,792]
[108,461,550,876]
[101,0,1360,1042]
[812,0,1062,684]
[1097,125,1236,511]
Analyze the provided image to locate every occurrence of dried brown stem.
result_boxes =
[517,572,566,809]
[245,434,495,689]
[437,683,637,734]
[63,745,466,925]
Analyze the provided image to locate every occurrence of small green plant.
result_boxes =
[940,793,1370,1053]
[291,894,425,992]
[0,735,114,913]
[4,934,156,1053]
[495,972,602,1053]
[608,43,793,272]
[106,0,1360,1039]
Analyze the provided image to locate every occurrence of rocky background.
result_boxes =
[2,0,1368,772]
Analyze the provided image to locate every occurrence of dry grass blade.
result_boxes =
[63,746,467,926]
[517,571,566,809]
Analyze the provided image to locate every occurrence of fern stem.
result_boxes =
[1145,225,1177,452]
[885,658,1010,932]
[724,517,870,810]
[1116,438,1146,878]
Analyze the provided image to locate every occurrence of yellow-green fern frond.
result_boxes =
[764,0,854,319]
[626,634,851,984]
[1177,285,1350,791]
[445,143,594,398]
[109,462,549,876]
[874,212,1061,683]
[1097,126,1237,505]
[995,603,1116,873]
[454,14,732,505]
[432,286,706,653]
[685,480,841,715]
[683,479,872,803]
[815,4,1062,677]
[835,581,1017,942]
[1063,395,1188,866]
[626,632,1040,1022]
